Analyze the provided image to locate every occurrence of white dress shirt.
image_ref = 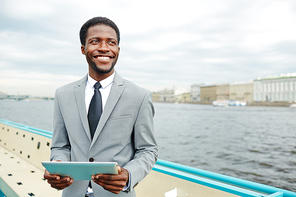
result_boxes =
[85,73,114,113]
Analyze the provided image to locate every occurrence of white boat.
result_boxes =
[213,100,247,107]
[1,119,295,197]
[212,100,228,107]
[228,100,247,106]
[289,103,296,108]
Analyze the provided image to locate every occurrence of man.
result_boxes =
[44,17,158,197]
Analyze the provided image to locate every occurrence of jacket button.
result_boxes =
[89,158,94,162]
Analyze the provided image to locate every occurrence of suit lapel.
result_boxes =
[91,72,125,147]
[74,75,92,141]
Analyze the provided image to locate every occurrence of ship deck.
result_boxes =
[1,119,296,197]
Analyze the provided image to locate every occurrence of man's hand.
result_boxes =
[92,166,129,194]
[43,160,73,190]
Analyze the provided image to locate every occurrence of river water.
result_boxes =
[0,100,295,192]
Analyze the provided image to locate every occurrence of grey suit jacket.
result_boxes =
[50,72,158,197]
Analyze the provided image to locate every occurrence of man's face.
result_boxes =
[81,24,120,76]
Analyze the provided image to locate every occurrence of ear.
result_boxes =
[81,45,85,55]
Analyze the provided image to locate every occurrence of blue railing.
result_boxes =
[1,119,295,197]
[0,119,53,138]
[154,159,295,197]
[0,189,6,197]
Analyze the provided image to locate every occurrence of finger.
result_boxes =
[96,181,125,194]
[49,178,73,189]
[48,176,70,184]
[44,170,60,180]
[43,170,51,179]
[97,179,126,187]
[118,166,122,174]
[43,161,62,180]
[95,168,128,181]
[94,174,126,181]
[50,182,72,190]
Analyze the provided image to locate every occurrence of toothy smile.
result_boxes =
[93,55,112,60]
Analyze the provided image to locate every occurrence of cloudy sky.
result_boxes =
[1,0,296,97]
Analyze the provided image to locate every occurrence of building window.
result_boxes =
[280,82,283,92]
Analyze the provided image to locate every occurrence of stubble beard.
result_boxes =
[91,62,115,74]
[90,55,119,74]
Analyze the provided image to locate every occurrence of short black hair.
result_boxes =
[79,17,120,46]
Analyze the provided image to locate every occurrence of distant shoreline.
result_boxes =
[1,98,294,107]
[154,101,293,107]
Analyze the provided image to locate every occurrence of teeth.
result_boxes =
[96,56,110,60]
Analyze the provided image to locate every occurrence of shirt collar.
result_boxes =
[87,72,115,89]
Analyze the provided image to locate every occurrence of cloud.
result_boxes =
[0,0,54,20]
[0,0,296,96]
[0,70,81,97]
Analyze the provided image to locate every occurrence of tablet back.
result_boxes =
[42,161,118,180]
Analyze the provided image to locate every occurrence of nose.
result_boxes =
[98,41,109,52]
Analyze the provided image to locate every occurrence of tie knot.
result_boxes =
[94,82,101,90]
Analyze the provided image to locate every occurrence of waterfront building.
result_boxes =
[190,84,201,102]
[200,85,217,102]
[175,86,190,103]
[175,92,191,103]
[158,88,175,102]
[216,84,230,100]
[253,74,296,102]
[229,81,253,103]
[152,92,160,102]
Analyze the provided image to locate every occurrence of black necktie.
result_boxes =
[88,82,102,139]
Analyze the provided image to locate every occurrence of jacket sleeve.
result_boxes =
[50,89,71,161]
[123,91,158,192]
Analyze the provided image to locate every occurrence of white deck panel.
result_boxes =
[0,146,62,197]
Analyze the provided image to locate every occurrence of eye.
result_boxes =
[108,40,117,46]
[90,40,99,44]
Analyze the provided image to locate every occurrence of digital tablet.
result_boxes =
[42,161,118,180]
